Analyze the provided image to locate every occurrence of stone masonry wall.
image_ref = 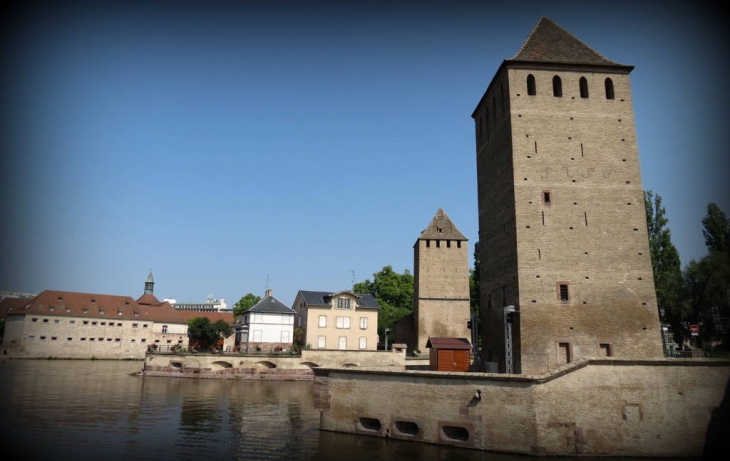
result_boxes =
[313,358,730,457]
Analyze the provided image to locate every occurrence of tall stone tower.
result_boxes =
[473,17,663,374]
[412,208,470,352]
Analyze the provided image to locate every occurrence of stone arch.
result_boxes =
[211,361,233,370]
[298,361,319,369]
[253,361,277,370]
[342,363,359,368]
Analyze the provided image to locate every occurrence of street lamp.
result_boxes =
[385,328,391,350]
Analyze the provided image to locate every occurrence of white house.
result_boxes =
[237,291,295,353]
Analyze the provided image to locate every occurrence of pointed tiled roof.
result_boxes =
[509,16,623,66]
[419,208,467,240]
[137,293,161,305]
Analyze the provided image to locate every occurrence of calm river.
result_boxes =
[0,360,526,461]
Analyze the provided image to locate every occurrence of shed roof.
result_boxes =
[426,337,471,350]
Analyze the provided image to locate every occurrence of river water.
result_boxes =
[0,360,525,461]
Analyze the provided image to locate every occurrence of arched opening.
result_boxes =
[298,361,319,369]
[342,363,359,368]
[552,75,562,97]
[605,77,615,99]
[579,77,589,98]
[441,425,470,441]
[253,361,276,370]
[358,417,382,432]
[527,74,536,96]
[211,361,233,370]
[395,420,419,436]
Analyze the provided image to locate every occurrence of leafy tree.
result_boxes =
[469,241,480,315]
[233,293,262,317]
[354,265,414,335]
[702,202,730,256]
[187,317,233,348]
[683,203,730,349]
[644,191,686,346]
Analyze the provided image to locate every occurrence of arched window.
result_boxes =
[527,74,536,96]
[579,77,589,98]
[605,78,615,100]
[552,75,562,97]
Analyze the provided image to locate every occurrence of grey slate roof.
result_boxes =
[298,290,380,310]
[509,16,624,67]
[249,296,295,314]
[419,208,467,241]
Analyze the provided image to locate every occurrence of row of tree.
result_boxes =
[645,192,730,350]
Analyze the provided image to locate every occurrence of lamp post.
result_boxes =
[384,328,391,351]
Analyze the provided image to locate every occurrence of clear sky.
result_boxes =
[1,0,728,307]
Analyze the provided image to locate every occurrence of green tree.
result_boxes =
[683,203,730,349]
[353,265,414,336]
[702,202,730,256]
[187,317,233,348]
[233,293,262,317]
[469,241,480,315]
[644,191,686,347]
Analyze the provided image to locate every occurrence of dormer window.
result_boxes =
[83,309,88,314]
[49,307,55,312]
[99,310,105,315]
[65,308,71,312]
[437,227,443,233]
[336,298,351,310]
[118,311,123,316]
[134,312,139,317]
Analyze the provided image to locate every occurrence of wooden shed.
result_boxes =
[426,337,471,372]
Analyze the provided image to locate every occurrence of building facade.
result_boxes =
[473,17,663,374]
[236,291,295,353]
[411,209,470,352]
[292,290,379,350]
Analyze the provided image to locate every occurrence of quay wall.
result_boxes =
[139,348,406,380]
[312,358,730,457]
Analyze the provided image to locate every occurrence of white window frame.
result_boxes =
[338,336,347,350]
[252,312,263,323]
[336,298,351,310]
[336,316,351,329]
[359,317,368,329]
[162,325,168,333]
[281,331,290,343]
[317,336,326,348]
[359,337,367,349]
[318,315,327,328]
[253,330,262,342]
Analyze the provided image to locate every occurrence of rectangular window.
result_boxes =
[166,340,172,344]
[101,322,106,325]
[107,338,112,342]
[252,312,263,323]
[457,241,462,248]
[599,343,613,357]
[338,336,347,350]
[143,324,148,328]
[336,317,351,329]
[318,315,327,327]
[162,325,168,333]
[558,283,570,301]
[558,342,572,364]
[141,339,147,343]
[253,330,262,342]
[89,338,94,342]
[132,323,138,328]
[359,317,368,329]
[117,323,122,326]
[92,321,97,325]
[43,319,49,323]
[54,320,60,323]
[542,190,552,205]
[436,240,441,248]
[70,320,75,324]
[281,331,290,343]
[32,318,38,322]
[83,321,89,325]
[131,339,136,343]
[359,337,367,349]
[80,337,86,341]
[51,337,57,341]
[67,337,72,341]
[28,335,35,340]
[336,298,351,310]
[40,336,46,340]
[317,336,326,348]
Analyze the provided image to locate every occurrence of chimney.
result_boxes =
[265,289,272,297]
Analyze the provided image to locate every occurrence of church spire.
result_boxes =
[144,271,154,295]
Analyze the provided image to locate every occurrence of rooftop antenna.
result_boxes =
[349,270,355,286]
[265,274,269,294]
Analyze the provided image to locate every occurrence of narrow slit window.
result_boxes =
[605,78,615,100]
[580,143,584,157]
[579,77,589,98]
[543,191,551,204]
[558,283,569,301]
[527,74,536,95]
[552,75,562,97]
[584,212,588,226]
[541,211,545,225]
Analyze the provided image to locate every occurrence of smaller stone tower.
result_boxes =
[144,271,154,295]
[412,209,470,352]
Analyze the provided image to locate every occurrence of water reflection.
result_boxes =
[0,360,536,461]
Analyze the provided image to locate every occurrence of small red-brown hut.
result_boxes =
[426,337,471,372]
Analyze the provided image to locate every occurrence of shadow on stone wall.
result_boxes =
[704,375,730,457]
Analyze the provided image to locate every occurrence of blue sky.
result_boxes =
[1,0,728,307]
